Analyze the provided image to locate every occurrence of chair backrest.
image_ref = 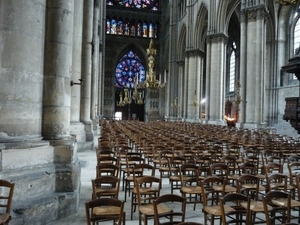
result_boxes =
[266,172,288,192]
[96,163,119,177]
[238,162,257,176]
[92,175,120,199]
[262,190,291,225]
[135,176,161,206]
[153,194,186,225]
[209,163,229,180]
[237,174,260,201]
[200,176,225,208]
[0,180,15,214]
[85,197,124,225]
[133,163,156,179]
[219,192,251,225]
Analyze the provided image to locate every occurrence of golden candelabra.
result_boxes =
[117,76,144,106]
[276,0,299,5]
[189,90,199,107]
[171,96,179,108]
[117,89,131,106]
[144,39,166,89]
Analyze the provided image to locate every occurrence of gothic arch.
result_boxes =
[194,4,208,51]
[178,25,187,61]
[215,0,241,35]
[113,42,148,71]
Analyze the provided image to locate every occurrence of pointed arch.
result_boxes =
[195,4,208,51]
[178,25,187,61]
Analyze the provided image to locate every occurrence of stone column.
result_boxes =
[243,5,268,128]
[98,0,106,118]
[71,1,83,123]
[91,0,100,130]
[186,50,199,121]
[70,1,86,150]
[182,56,189,120]
[0,0,46,140]
[81,0,94,142]
[206,33,228,125]
[178,61,184,119]
[239,10,247,126]
[43,0,80,195]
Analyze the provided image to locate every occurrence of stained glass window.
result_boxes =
[117,19,123,35]
[111,18,117,34]
[115,51,146,88]
[107,0,159,10]
[106,19,111,34]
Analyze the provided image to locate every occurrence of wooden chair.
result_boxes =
[168,156,187,194]
[85,197,125,225]
[236,174,267,224]
[200,176,228,225]
[153,194,186,225]
[0,180,15,225]
[266,173,295,198]
[130,164,156,220]
[92,175,120,199]
[219,193,251,225]
[122,155,145,194]
[220,155,239,185]
[262,190,292,225]
[209,163,236,193]
[135,176,171,225]
[179,164,202,211]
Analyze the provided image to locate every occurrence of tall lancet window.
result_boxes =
[228,42,236,93]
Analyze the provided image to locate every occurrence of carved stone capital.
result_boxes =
[185,49,205,57]
[206,33,228,44]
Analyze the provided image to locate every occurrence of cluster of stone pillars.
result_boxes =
[0,0,104,224]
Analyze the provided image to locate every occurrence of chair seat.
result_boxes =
[228,174,240,179]
[241,200,272,212]
[212,185,236,193]
[203,205,234,216]
[181,186,202,194]
[242,184,266,191]
[271,198,300,207]
[139,203,171,216]
[93,206,122,215]
[132,185,156,195]
[170,175,190,181]
[0,213,10,224]
[270,183,294,190]
[95,187,118,195]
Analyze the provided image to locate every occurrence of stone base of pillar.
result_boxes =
[70,122,93,152]
[207,119,226,126]
[1,140,81,225]
[240,122,268,130]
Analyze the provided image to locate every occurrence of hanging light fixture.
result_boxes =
[117,89,132,106]
[276,0,299,5]
[143,39,166,89]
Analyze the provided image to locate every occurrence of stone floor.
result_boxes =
[47,148,204,225]
[48,147,300,225]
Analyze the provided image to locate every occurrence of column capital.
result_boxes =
[240,4,268,22]
[206,33,228,44]
[185,49,205,57]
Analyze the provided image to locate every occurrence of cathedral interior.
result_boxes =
[2,0,300,224]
